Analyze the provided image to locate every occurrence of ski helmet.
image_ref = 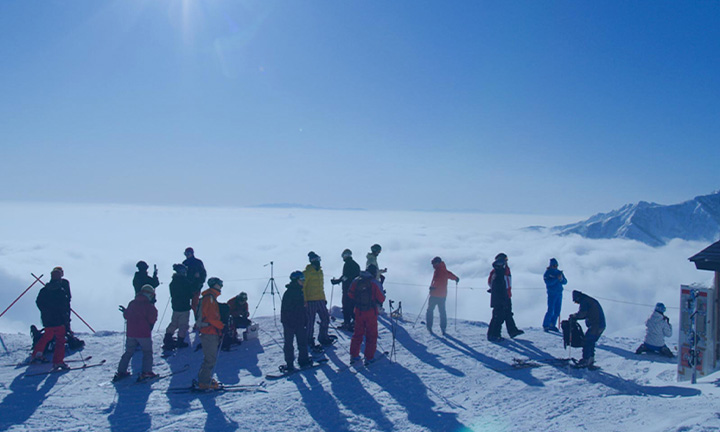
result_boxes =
[655,302,666,313]
[207,277,223,290]
[431,257,442,265]
[308,251,321,263]
[184,247,194,256]
[136,260,149,271]
[290,271,305,281]
[238,292,248,302]
[141,284,156,298]
[172,263,187,275]
[341,249,352,259]
[371,244,382,254]
[549,258,559,267]
[495,253,508,261]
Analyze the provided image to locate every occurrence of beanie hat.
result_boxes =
[572,290,581,303]
[371,244,382,254]
[308,251,321,263]
[290,271,305,281]
[655,302,666,314]
[549,258,559,267]
[238,292,248,302]
[136,260,149,271]
[184,247,194,256]
[207,277,223,291]
[341,249,352,259]
[431,257,442,265]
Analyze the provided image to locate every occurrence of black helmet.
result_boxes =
[495,253,508,261]
[308,251,321,263]
[290,271,305,281]
[136,261,149,271]
[341,249,352,259]
[431,257,442,265]
[371,244,382,254]
[208,277,223,290]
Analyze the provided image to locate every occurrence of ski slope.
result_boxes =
[1,313,717,432]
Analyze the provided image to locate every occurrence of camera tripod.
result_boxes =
[251,261,283,331]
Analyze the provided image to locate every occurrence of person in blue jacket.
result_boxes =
[542,258,567,332]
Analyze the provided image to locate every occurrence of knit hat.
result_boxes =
[141,284,155,296]
[549,258,559,267]
[308,251,321,263]
[290,271,305,281]
[655,302,666,313]
[238,292,248,302]
[371,244,382,254]
[136,261,149,271]
[184,247,194,256]
[341,249,352,259]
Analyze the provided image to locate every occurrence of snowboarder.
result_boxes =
[635,302,674,358]
[31,268,72,370]
[569,290,606,368]
[281,271,312,373]
[182,247,207,319]
[133,260,159,295]
[163,264,194,350]
[304,252,333,348]
[427,257,459,336]
[542,258,567,332]
[366,244,387,284]
[487,253,524,342]
[348,265,386,365]
[196,277,224,390]
[115,284,158,381]
[331,248,361,331]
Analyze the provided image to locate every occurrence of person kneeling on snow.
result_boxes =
[281,271,312,373]
[115,284,158,381]
[348,265,386,365]
[196,277,224,390]
[635,303,673,358]
[569,290,605,368]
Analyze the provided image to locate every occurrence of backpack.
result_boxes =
[561,319,584,348]
[355,279,374,312]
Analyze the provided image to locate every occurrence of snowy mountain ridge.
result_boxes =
[553,190,720,246]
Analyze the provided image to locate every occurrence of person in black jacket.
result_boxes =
[569,290,606,368]
[281,271,312,372]
[331,249,361,331]
[163,264,194,349]
[32,271,71,369]
[183,247,207,319]
[487,253,523,342]
[133,261,159,295]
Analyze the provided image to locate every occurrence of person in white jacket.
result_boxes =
[635,302,674,358]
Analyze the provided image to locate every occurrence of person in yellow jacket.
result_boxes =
[304,252,333,348]
[195,277,224,390]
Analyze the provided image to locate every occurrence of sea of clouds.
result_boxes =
[0,202,713,341]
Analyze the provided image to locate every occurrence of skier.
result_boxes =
[47,266,84,349]
[31,269,72,370]
[542,258,567,332]
[304,252,333,349]
[132,260,159,295]
[163,264,194,350]
[331,248,361,331]
[196,277,224,390]
[115,284,158,381]
[182,247,207,319]
[281,271,312,373]
[366,244,387,284]
[348,265,386,365]
[427,257,459,336]
[569,290,606,368]
[635,302,674,358]
[487,253,524,342]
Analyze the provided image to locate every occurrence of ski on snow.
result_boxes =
[3,356,93,368]
[23,359,106,377]
[166,382,267,394]
[265,358,329,380]
[491,357,571,372]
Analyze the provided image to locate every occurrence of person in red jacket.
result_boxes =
[348,265,386,365]
[427,257,460,336]
[196,277,224,390]
[114,285,158,381]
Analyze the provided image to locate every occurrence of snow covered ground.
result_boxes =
[1,313,718,432]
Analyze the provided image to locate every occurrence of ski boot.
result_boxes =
[52,362,70,371]
[113,371,131,382]
[162,333,176,351]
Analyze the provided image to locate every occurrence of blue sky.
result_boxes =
[1,1,718,215]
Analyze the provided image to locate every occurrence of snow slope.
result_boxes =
[554,191,720,247]
[1,313,718,432]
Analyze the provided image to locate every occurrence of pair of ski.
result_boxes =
[23,359,107,377]
[111,364,190,385]
[167,381,267,394]
[3,355,94,368]
[491,357,599,372]
[265,358,329,380]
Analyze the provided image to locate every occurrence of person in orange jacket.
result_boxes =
[196,277,224,390]
[427,257,459,336]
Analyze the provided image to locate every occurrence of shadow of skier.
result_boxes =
[216,337,264,385]
[199,394,240,432]
[108,380,152,432]
[289,367,353,432]
[0,372,62,431]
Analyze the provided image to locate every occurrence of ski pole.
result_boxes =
[412,293,430,328]
[329,278,335,316]
[455,280,458,332]
[0,275,44,319]
[156,296,171,334]
[0,334,8,355]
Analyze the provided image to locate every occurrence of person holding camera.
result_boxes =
[635,302,674,358]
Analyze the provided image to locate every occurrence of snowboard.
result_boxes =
[265,358,329,380]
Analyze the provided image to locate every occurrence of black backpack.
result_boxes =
[355,279,374,312]
[561,319,584,348]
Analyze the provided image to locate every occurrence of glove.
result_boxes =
[118,305,126,313]
[664,316,670,323]
[455,277,460,284]
[331,278,340,285]
[429,286,436,291]
[568,314,576,321]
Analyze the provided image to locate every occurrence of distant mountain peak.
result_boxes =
[553,191,720,246]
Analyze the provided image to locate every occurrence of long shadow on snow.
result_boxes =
[0,371,62,431]
[108,381,152,432]
[289,365,353,432]
[506,339,701,398]
[596,343,676,364]
[378,316,464,378]
[215,337,264,384]
[320,345,395,431]
[439,334,545,387]
[358,359,471,432]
